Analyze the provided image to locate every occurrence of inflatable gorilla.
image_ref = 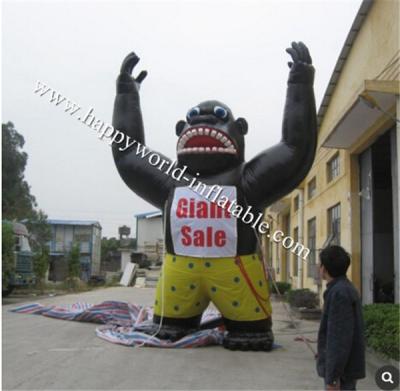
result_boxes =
[112,42,317,351]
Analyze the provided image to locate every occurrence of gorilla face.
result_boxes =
[176,100,248,175]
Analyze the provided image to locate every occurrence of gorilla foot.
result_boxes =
[146,323,197,342]
[223,330,274,351]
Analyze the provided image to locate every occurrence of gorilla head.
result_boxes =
[175,100,248,175]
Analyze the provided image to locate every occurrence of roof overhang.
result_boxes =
[135,211,162,220]
[322,80,399,149]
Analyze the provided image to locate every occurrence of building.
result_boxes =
[135,211,164,262]
[47,219,102,281]
[264,0,399,304]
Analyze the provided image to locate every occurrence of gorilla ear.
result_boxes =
[235,117,248,135]
[176,120,186,137]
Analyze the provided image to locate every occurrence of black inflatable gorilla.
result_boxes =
[112,42,317,351]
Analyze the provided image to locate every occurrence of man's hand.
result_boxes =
[117,52,148,94]
[286,41,314,85]
[326,381,340,390]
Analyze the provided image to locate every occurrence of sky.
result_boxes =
[2,0,362,237]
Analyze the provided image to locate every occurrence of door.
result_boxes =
[360,149,374,304]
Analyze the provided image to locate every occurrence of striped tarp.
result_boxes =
[11,301,224,348]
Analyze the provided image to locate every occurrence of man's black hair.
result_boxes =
[319,245,350,278]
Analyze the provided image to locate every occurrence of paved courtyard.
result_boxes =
[3,286,377,390]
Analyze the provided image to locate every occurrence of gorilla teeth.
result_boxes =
[178,147,237,155]
[177,126,238,155]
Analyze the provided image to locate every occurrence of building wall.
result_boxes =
[91,225,102,275]
[265,148,352,294]
[136,216,163,250]
[319,0,399,148]
[264,0,399,302]
[48,222,102,280]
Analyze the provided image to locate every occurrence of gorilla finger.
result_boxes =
[292,42,306,61]
[298,41,312,64]
[286,48,299,62]
[288,61,293,68]
[120,52,140,74]
[136,70,148,84]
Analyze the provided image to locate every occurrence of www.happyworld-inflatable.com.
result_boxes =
[34,79,311,261]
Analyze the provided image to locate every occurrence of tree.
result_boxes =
[3,122,52,292]
[2,221,15,291]
[101,237,120,264]
[25,210,52,252]
[2,122,37,220]
[33,246,49,292]
[25,210,52,290]
[68,243,81,280]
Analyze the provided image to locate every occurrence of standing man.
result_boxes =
[317,245,366,390]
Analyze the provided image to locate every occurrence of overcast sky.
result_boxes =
[2,0,362,237]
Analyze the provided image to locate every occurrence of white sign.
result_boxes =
[170,186,237,258]
[120,262,137,286]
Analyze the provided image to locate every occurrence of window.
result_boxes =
[292,227,299,276]
[327,203,341,245]
[308,177,317,200]
[327,153,340,182]
[307,218,316,278]
[74,226,91,242]
[293,195,299,212]
[14,236,21,252]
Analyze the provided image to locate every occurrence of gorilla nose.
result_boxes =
[188,114,218,126]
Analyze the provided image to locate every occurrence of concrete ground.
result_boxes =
[3,287,378,390]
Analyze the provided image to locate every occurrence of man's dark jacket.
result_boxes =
[317,276,366,384]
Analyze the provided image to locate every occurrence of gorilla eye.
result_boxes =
[187,107,200,120]
[214,106,228,119]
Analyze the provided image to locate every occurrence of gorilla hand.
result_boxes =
[116,52,148,94]
[286,41,314,85]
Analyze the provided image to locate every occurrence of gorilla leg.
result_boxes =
[222,317,274,351]
[150,254,209,341]
[205,254,274,351]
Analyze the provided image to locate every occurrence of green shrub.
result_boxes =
[2,221,15,290]
[363,304,399,361]
[287,288,319,309]
[68,243,81,279]
[270,281,291,295]
[33,246,49,292]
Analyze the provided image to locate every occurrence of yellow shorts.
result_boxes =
[154,253,272,322]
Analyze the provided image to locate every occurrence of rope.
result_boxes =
[235,256,271,317]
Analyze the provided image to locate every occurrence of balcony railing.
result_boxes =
[50,241,91,254]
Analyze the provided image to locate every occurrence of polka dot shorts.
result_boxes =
[153,253,272,321]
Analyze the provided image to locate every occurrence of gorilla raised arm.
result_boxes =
[112,53,180,209]
[242,42,317,208]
